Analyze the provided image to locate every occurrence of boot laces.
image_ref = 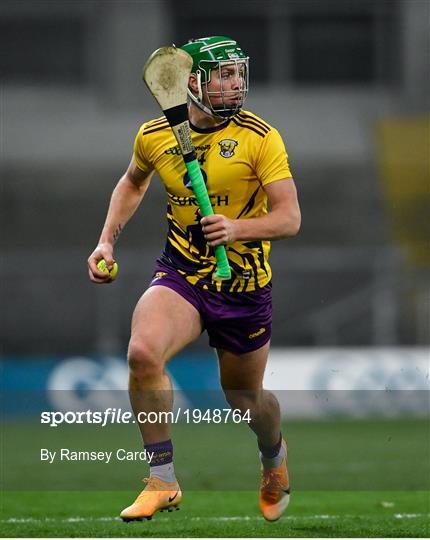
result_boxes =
[136,476,161,499]
[261,469,283,492]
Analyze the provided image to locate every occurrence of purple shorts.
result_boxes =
[149,260,272,354]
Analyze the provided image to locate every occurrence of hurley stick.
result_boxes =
[143,47,231,280]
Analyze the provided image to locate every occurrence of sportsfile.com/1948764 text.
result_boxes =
[40,408,251,427]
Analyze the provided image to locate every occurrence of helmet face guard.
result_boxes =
[180,36,249,119]
[197,59,249,119]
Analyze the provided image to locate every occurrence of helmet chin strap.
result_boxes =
[187,88,240,120]
[187,88,217,118]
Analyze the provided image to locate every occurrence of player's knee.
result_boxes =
[223,389,262,414]
[127,338,164,378]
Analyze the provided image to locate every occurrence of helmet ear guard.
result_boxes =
[187,68,215,118]
[196,69,203,103]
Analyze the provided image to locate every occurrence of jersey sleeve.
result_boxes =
[133,126,154,175]
[255,128,293,186]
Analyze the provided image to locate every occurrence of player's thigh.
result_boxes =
[130,285,203,362]
[217,341,270,391]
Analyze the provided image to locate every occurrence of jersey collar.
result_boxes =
[189,119,230,134]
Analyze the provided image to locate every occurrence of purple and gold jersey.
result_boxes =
[133,110,292,292]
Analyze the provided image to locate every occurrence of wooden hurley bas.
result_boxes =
[143,46,231,280]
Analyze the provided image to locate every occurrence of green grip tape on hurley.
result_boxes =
[185,159,231,280]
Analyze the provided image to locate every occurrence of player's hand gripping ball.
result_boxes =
[97,259,118,281]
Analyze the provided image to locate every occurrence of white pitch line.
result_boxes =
[394,513,429,519]
[3,512,430,525]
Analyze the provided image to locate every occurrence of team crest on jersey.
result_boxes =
[218,139,238,158]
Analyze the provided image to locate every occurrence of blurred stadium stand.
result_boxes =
[1,0,429,354]
[376,117,430,268]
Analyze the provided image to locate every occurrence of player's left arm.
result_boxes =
[201,178,301,246]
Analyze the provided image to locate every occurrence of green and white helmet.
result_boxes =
[180,36,249,119]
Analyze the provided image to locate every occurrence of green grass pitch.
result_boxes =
[2,490,429,537]
[1,418,429,537]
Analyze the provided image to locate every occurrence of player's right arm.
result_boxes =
[87,156,153,284]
